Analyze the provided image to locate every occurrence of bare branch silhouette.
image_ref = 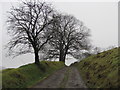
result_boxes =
[6,1,55,64]
[47,13,91,62]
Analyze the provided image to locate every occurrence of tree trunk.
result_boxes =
[59,50,63,61]
[62,47,68,62]
[34,50,39,65]
[59,42,65,62]
[59,49,65,62]
[63,54,66,62]
[59,53,66,62]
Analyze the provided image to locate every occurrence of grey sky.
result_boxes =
[0,1,118,68]
[53,2,118,48]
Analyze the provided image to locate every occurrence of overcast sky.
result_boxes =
[0,0,118,68]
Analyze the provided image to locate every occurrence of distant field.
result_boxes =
[2,61,65,88]
[75,47,119,88]
[0,66,6,70]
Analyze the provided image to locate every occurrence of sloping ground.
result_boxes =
[74,47,119,88]
[2,61,64,88]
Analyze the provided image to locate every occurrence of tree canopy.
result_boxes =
[6,0,91,64]
[7,1,55,64]
[47,14,91,62]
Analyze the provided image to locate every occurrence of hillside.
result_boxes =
[74,47,119,88]
[2,61,64,88]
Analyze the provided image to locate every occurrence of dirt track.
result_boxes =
[32,66,87,88]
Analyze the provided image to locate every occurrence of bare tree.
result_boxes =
[6,1,54,65]
[48,14,91,62]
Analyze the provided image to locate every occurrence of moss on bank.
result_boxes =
[2,61,65,88]
[74,47,119,88]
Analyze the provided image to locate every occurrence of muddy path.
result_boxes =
[65,67,87,88]
[32,66,87,88]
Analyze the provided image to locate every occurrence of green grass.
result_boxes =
[2,61,65,88]
[74,47,119,88]
[0,71,2,89]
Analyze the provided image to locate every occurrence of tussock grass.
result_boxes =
[74,47,119,88]
[2,61,64,88]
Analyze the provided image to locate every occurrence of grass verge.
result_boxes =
[2,61,65,88]
[74,47,119,88]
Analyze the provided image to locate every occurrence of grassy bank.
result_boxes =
[2,61,65,88]
[74,47,119,88]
